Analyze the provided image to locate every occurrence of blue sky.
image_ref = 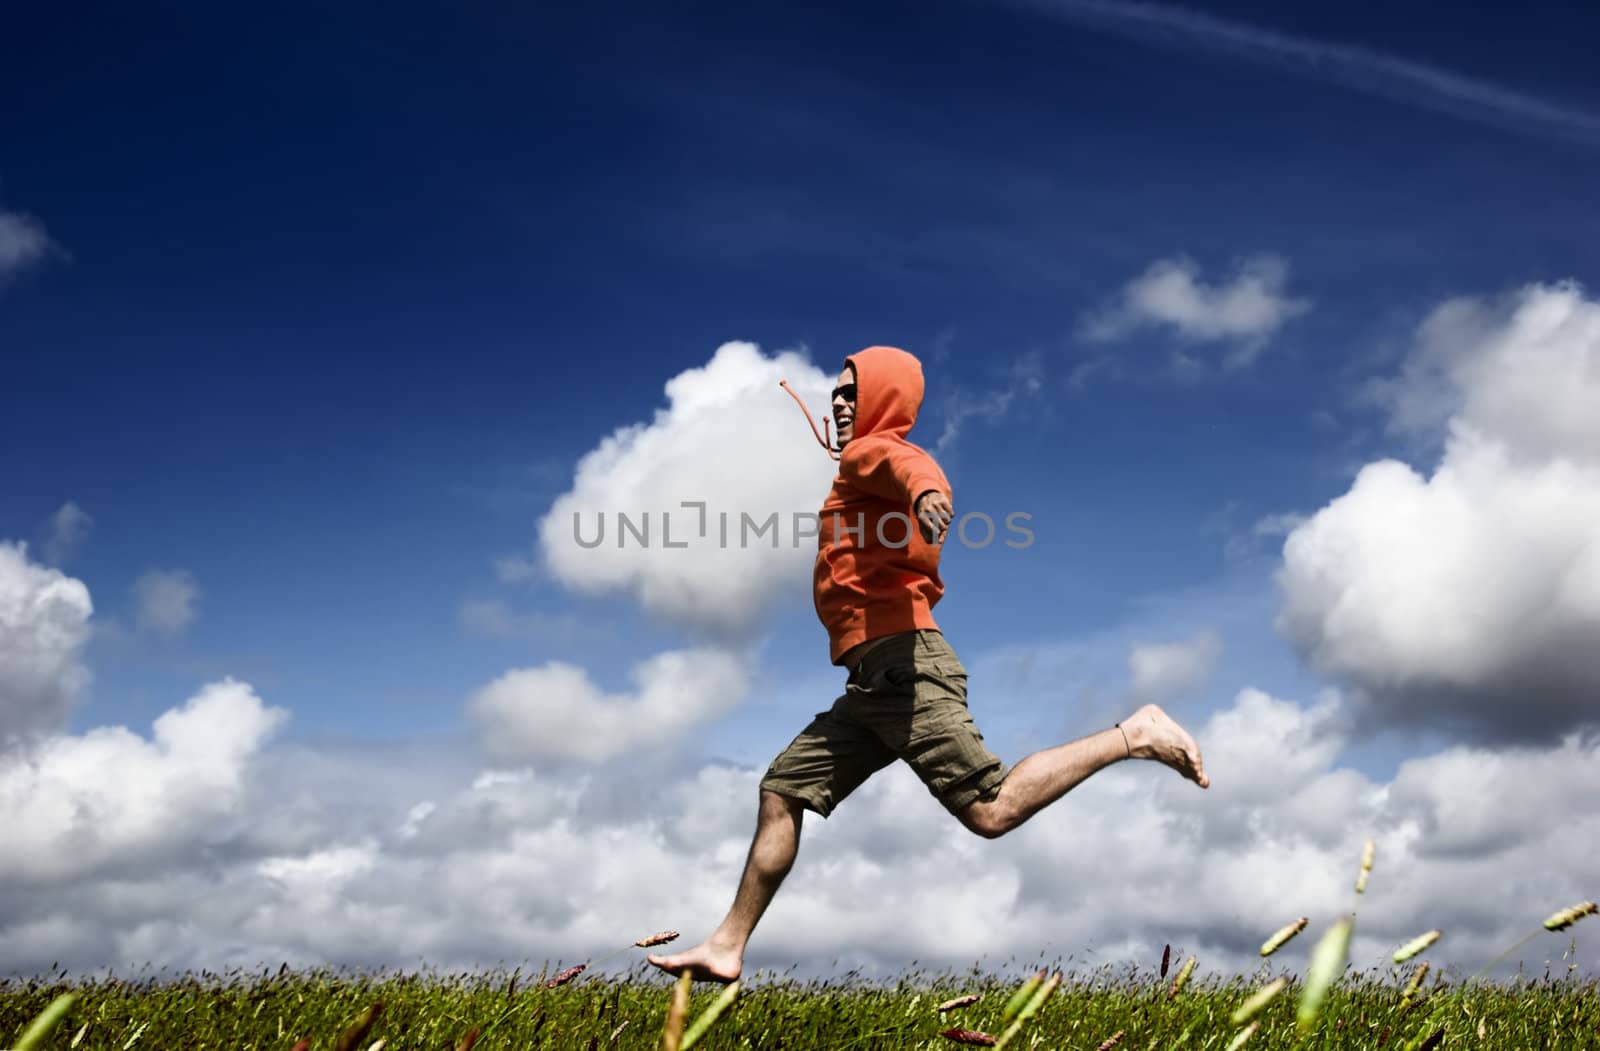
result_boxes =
[3,0,1599,979]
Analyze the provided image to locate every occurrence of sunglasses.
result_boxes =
[831,383,857,403]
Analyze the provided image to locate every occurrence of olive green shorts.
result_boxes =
[760,630,1009,818]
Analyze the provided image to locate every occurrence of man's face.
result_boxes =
[832,365,856,447]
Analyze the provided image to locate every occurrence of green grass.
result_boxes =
[4,960,1597,1049]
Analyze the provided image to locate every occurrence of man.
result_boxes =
[649,345,1209,983]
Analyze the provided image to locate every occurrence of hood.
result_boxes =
[844,345,924,440]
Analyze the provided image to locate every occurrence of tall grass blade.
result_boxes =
[680,980,740,1050]
[660,971,691,1051]
[1000,969,1045,1025]
[14,993,78,1051]
[1231,976,1288,1025]
[1297,916,1352,1036]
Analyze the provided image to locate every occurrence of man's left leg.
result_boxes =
[649,683,894,982]
[646,789,805,982]
[955,704,1208,839]
[880,632,1208,839]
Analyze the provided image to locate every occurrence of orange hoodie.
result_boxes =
[814,346,952,664]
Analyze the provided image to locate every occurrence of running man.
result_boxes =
[649,345,1209,982]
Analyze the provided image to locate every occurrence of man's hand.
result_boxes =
[914,490,953,544]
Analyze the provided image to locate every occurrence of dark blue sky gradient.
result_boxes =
[3,0,1596,750]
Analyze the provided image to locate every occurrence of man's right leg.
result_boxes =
[646,789,805,982]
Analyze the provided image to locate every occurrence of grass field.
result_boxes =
[4,855,1593,1050]
[4,956,1597,1050]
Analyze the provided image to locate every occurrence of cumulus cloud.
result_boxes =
[133,569,200,638]
[0,542,92,743]
[0,207,60,285]
[1128,630,1222,703]
[469,648,750,763]
[1082,255,1311,367]
[5,686,1598,982]
[0,679,287,884]
[1372,281,1600,463]
[536,341,839,637]
[1278,282,1600,742]
[43,502,94,565]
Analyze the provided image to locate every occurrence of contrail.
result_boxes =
[1009,0,1600,148]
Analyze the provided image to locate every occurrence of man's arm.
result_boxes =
[840,436,952,543]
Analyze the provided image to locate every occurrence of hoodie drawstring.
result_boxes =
[779,380,841,460]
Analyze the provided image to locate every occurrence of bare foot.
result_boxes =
[1120,704,1210,788]
[646,940,742,983]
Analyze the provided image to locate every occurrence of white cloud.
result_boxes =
[492,554,541,583]
[457,599,594,646]
[1082,255,1310,366]
[1371,281,1600,464]
[133,569,200,638]
[1278,282,1600,741]
[932,355,1045,454]
[0,542,92,744]
[1221,510,1310,565]
[1128,630,1222,703]
[43,502,94,565]
[0,678,286,884]
[0,208,59,285]
[5,685,1599,983]
[537,341,838,637]
[469,647,750,763]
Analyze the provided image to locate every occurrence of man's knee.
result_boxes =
[759,789,806,823]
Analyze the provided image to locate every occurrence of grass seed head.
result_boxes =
[1261,917,1309,957]
[1225,1020,1261,1051]
[1000,969,1047,1024]
[940,1028,998,1046]
[636,930,681,948]
[1096,1029,1126,1050]
[1018,971,1061,1021]
[937,994,982,1013]
[331,1002,383,1051]
[1232,976,1289,1025]
[1542,902,1597,932]
[1356,838,1376,894]
[545,965,586,988]
[1400,962,1430,1004]
[1298,916,1353,1036]
[1168,955,1198,1000]
[1392,930,1442,963]
[1402,1027,1444,1051]
[1160,943,1171,980]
